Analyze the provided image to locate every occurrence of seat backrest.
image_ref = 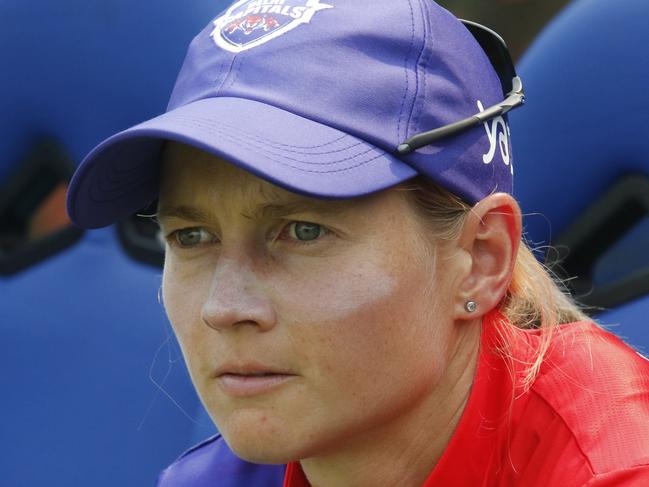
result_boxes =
[0,2,225,485]
[510,0,649,351]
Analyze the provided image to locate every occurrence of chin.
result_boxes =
[223,432,301,465]
[216,412,305,465]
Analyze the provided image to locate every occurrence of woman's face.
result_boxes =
[159,142,467,464]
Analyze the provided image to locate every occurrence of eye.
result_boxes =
[170,227,216,248]
[285,221,328,242]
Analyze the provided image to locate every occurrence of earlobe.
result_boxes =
[454,194,522,319]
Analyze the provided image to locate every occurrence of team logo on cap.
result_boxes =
[211,0,333,53]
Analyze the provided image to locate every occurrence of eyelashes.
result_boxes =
[168,227,218,248]
[280,221,330,244]
[165,220,332,250]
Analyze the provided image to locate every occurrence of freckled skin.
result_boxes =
[159,142,481,486]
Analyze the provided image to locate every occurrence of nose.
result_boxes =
[200,256,277,332]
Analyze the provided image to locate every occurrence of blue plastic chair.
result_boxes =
[0,1,226,485]
[511,0,649,352]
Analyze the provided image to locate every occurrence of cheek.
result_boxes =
[162,259,195,331]
[282,259,397,323]
[276,250,450,395]
[161,257,213,368]
[263,249,456,457]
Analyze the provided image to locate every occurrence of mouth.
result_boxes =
[214,364,297,397]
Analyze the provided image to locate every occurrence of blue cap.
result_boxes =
[68,0,516,229]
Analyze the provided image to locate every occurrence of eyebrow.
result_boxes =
[156,205,213,223]
[156,199,353,224]
[245,200,351,220]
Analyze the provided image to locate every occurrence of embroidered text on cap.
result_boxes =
[211,0,333,53]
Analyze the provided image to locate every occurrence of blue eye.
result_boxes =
[288,222,327,242]
[172,227,215,248]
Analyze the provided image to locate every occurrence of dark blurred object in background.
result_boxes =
[438,0,571,60]
[509,0,649,322]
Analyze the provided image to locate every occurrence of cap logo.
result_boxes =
[477,100,513,175]
[211,0,333,53]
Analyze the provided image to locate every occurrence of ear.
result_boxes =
[453,193,522,320]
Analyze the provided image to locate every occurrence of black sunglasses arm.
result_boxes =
[397,76,524,156]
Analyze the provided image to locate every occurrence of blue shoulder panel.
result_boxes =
[157,435,286,487]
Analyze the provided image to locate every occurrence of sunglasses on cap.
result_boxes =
[397,20,525,156]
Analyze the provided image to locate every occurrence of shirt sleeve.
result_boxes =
[584,466,649,486]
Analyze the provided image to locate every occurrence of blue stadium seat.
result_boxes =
[0,1,225,485]
[510,0,649,352]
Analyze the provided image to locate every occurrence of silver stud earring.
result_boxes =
[465,301,477,313]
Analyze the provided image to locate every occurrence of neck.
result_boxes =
[299,319,482,487]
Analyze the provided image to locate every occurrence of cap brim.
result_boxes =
[67,97,417,229]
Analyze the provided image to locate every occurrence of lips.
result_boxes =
[213,362,293,378]
[214,362,297,397]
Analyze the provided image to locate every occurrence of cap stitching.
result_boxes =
[184,115,356,153]
[177,114,362,155]
[174,117,384,168]
[404,0,429,140]
[218,122,352,152]
[191,121,386,174]
[224,53,244,91]
[262,151,382,176]
[214,37,238,94]
[168,100,355,151]
[212,48,234,94]
[410,0,432,137]
[396,0,416,143]
[252,148,389,175]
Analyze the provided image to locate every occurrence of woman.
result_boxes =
[67,0,649,485]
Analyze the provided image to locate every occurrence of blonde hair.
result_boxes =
[398,176,590,388]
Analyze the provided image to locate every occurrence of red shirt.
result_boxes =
[284,311,649,486]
